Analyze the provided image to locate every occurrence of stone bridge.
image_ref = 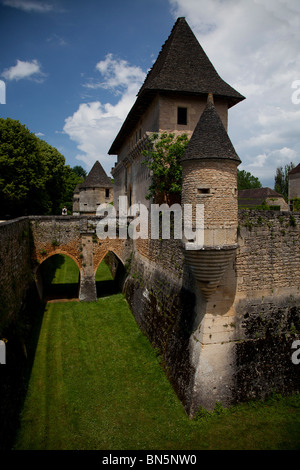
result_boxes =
[30,216,133,301]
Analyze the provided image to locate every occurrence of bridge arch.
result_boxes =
[35,249,81,274]
[29,216,133,302]
[94,250,127,298]
[94,250,125,274]
[35,252,80,301]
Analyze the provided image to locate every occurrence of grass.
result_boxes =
[40,254,80,299]
[13,256,300,450]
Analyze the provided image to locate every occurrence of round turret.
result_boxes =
[181,94,241,299]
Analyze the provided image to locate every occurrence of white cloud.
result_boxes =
[94,53,145,92]
[169,0,300,187]
[2,59,45,81]
[63,54,146,174]
[2,0,53,12]
[248,147,297,180]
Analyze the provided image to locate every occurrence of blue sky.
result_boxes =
[1,0,300,188]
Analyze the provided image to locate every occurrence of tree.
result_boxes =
[37,139,68,215]
[274,162,295,201]
[0,118,47,217]
[142,132,189,204]
[61,166,84,214]
[72,165,87,179]
[0,118,83,217]
[237,169,262,190]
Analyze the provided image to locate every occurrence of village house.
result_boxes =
[238,187,289,211]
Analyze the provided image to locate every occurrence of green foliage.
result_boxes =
[289,215,297,227]
[274,162,295,201]
[142,132,189,204]
[253,201,280,211]
[72,165,87,179]
[61,165,84,214]
[0,118,84,217]
[237,169,262,190]
[0,118,47,216]
[291,198,300,211]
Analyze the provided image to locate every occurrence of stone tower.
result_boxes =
[181,94,241,300]
[73,161,113,215]
[108,17,245,210]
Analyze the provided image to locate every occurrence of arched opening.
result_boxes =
[95,252,126,298]
[38,254,80,301]
[127,183,132,209]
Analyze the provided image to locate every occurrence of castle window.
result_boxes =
[105,188,110,198]
[178,107,187,125]
[198,188,210,194]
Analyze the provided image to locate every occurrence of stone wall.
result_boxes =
[159,93,228,132]
[181,159,238,246]
[78,187,113,215]
[289,171,300,201]
[0,218,33,332]
[236,210,300,294]
[123,210,300,414]
[0,218,40,450]
[232,210,300,402]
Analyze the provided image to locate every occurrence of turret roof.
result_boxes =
[139,18,244,102]
[181,100,241,163]
[79,161,113,189]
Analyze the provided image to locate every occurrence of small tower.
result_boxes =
[181,94,241,300]
[75,161,113,216]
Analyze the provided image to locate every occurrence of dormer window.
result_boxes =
[178,107,187,125]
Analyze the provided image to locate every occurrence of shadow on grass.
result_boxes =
[96,279,120,298]
[39,254,80,300]
[44,283,79,300]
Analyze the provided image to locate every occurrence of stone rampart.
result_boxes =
[123,210,300,413]
[0,218,33,332]
[0,210,299,422]
[232,210,300,403]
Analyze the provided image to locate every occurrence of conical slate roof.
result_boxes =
[109,17,245,155]
[79,161,113,189]
[139,17,244,102]
[181,100,241,163]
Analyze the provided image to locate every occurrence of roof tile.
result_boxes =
[80,161,113,189]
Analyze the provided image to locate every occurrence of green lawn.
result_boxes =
[13,256,300,450]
